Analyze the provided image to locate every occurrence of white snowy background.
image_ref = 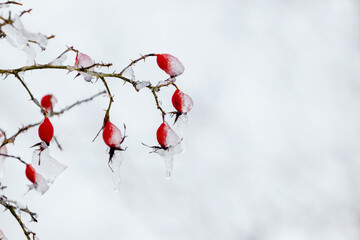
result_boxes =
[1,0,360,239]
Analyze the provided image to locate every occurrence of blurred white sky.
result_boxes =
[2,0,360,239]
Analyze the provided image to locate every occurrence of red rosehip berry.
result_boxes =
[41,94,57,112]
[38,117,54,145]
[103,121,123,148]
[172,89,194,113]
[156,54,185,77]
[25,164,36,184]
[156,122,180,148]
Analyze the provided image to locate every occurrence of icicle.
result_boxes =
[109,152,123,192]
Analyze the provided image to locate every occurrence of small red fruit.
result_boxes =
[41,94,57,112]
[156,54,185,77]
[172,89,194,113]
[156,122,180,148]
[103,121,122,148]
[25,164,36,184]
[38,117,54,145]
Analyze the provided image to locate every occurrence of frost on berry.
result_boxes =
[109,152,124,192]
[32,147,67,184]
[156,54,185,77]
[75,52,95,82]
[41,94,57,112]
[103,121,123,148]
[157,122,181,148]
[0,229,8,240]
[2,15,48,65]
[38,117,54,145]
[25,164,49,194]
[172,89,193,114]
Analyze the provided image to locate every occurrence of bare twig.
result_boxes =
[0,153,27,164]
[52,90,106,116]
[119,53,156,75]
[14,73,46,114]
[0,195,37,240]
[0,91,106,147]
[0,1,22,6]
[92,77,113,142]
[151,88,166,122]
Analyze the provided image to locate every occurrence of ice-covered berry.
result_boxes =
[156,54,184,77]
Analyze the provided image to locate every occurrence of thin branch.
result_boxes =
[0,1,22,6]
[0,195,37,240]
[52,90,106,116]
[53,136,63,151]
[151,88,166,122]
[119,53,156,75]
[92,77,113,142]
[1,122,40,147]
[0,52,174,125]
[14,73,46,114]
[1,91,106,147]
[0,153,27,164]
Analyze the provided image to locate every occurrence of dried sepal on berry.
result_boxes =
[38,117,54,146]
[75,51,95,82]
[156,54,185,77]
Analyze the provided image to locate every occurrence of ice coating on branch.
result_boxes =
[156,77,176,87]
[109,152,124,192]
[0,229,8,240]
[0,145,7,179]
[2,15,48,64]
[50,53,67,65]
[26,164,49,194]
[156,54,185,77]
[122,66,135,81]
[75,52,94,82]
[0,4,10,9]
[135,81,151,91]
[32,147,67,184]
[23,44,36,65]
